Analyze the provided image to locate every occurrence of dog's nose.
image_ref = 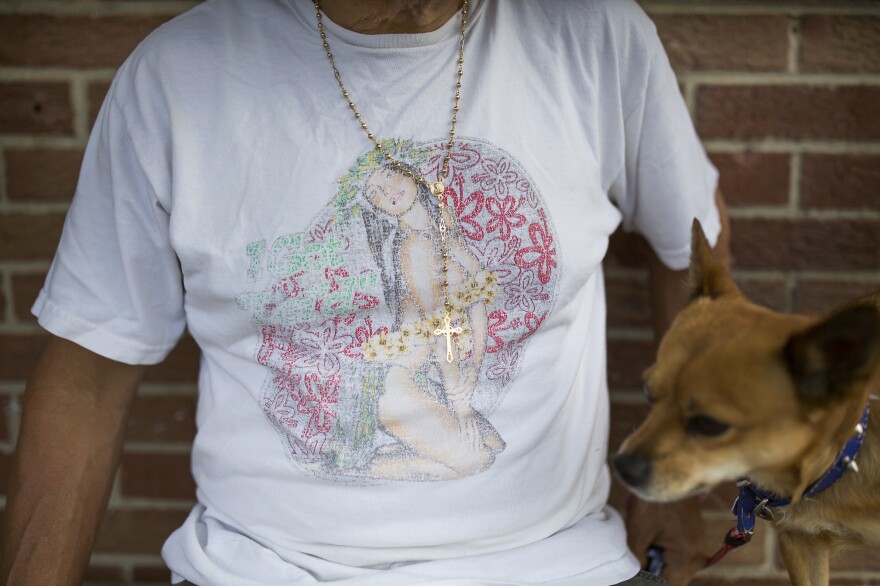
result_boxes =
[612,452,652,488]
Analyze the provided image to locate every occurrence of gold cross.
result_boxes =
[434,312,462,363]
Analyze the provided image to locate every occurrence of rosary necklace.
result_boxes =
[313,0,469,363]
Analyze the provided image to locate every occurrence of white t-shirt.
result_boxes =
[34,0,720,584]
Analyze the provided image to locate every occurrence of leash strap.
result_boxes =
[704,528,751,568]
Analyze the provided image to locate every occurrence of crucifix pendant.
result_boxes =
[434,312,462,363]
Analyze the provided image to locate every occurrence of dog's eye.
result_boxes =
[685,415,730,437]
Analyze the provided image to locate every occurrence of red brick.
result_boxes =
[736,277,789,313]
[83,564,125,582]
[88,81,112,131]
[609,401,651,452]
[143,336,200,383]
[691,578,796,586]
[654,15,789,72]
[0,212,66,261]
[126,394,197,443]
[605,273,789,330]
[830,545,880,571]
[0,279,6,324]
[802,154,880,211]
[120,452,195,499]
[0,395,11,442]
[0,333,49,380]
[94,508,188,554]
[608,476,629,514]
[796,279,880,314]
[606,274,651,329]
[605,230,652,269]
[701,482,741,515]
[0,82,74,136]
[608,339,655,390]
[132,565,172,582]
[730,218,880,271]
[4,149,83,201]
[710,153,789,207]
[0,15,176,68]
[801,16,880,73]
[0,451,11,495]
[10,273,46,323]
[697,85,880,140]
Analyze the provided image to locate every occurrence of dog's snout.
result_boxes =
[612,452,652,488]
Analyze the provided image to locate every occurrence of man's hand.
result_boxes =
[625,496,710,586]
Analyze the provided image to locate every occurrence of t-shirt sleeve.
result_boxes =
[32,82,185,365]
[609,21,720,270]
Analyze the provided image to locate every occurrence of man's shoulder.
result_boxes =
[127,1,293,73]
[505,0,656,52]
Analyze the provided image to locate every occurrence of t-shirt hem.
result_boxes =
[32,291,177,365]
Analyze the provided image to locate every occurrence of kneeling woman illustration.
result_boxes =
[358,161,505,480]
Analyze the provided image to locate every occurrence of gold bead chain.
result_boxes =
[313,1,470,362]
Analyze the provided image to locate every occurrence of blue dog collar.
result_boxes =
[734,402,871,535]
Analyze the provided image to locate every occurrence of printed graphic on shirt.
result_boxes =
[236,138,560,482]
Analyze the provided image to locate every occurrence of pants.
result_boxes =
[614,571,666,585]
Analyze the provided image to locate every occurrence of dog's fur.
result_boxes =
[613,222,880,586]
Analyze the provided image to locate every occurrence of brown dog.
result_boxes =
[613,221,880,586]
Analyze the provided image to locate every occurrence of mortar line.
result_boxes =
[8,391,22,446]
[0,201,70,213]
[136,384,199,396]
[679,72,880,84]
[703,141,880,154]
[606,327,654,340]
[788,15,802,74]
[0,68,117,82]
[641,3,880,16]
[70,74,90,143]
[727,207,880,220]
[683,77,698,119]
[792,270,880,281]
[786,271,798,314]
[789,152,803,213]
[108,498,195,510]
[0,136,86,149]
[123,443,196,454]
[0,1,198,16]
[0,260,53,272]
[1,270,13,324]
[0,147,7,204]
[0,322,48,334]
[89,553,165,565]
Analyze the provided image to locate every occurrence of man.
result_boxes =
[0,0,730,584]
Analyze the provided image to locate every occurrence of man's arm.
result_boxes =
[625,190,731,586]
[0,335,145,586]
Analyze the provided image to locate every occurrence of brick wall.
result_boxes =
[0,1,878,584]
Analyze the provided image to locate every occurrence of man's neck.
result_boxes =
[318,0,463,34]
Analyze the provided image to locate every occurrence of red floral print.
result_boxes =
[473,158,518,196]
[515,209,557,284]
[486,195,526,241]
[448,179,485,241]
[298,373,339,438]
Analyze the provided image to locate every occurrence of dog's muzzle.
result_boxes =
[612,452,652,488]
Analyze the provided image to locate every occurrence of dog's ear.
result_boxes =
[784,304,880,404]
[689,219,738,299]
